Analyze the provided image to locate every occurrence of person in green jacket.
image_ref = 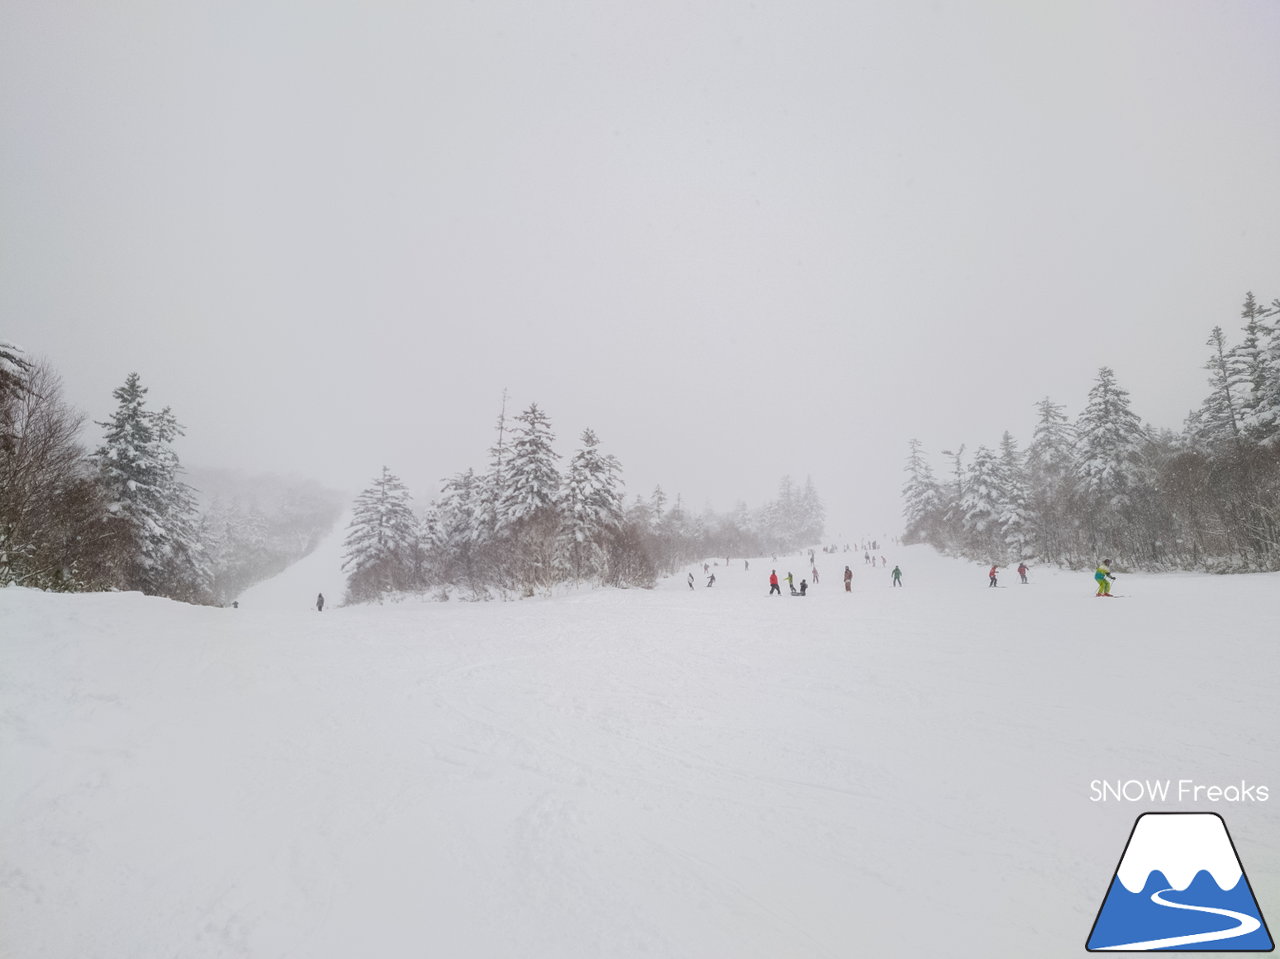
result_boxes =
[1094,560,1115,597]
[891,565,902,587]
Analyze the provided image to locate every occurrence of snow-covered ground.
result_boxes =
[3,547,1277,957]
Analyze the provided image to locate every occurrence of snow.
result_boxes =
[2,547,1278,957]
[235,512,351,610]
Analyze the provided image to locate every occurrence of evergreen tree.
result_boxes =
[426,468,493,596]
[342,466,419,602]
[1073,367,1152,556]
[797,476,826,546]
[1,341,33,454]
[557,428,624,581]
[901,439,944,545]
[997,431,1032,561]
[1235,292,1276,441]
[1187,325,1247,446]
[498,403,561,591]
[1251,297,1280,445]
[1024,398,1076,562]
[93,373,209,600]
[959,444,1005,560]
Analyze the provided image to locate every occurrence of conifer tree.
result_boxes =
[1188,325,1247,446]
[557,428,624,581]
[498,403,561,590]
[997,431,1032,561]
[1024,398,1076,562]
[1073,367,1151,556]
[901,438,944,545]
[94,373,209,600]
[959,444,1005,560]
[342,466,419,602]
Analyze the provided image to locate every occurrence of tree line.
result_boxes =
[0,347,340,602]
[342,397,825,602]
[901,292,1280,571]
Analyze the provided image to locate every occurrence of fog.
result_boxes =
[4,1,1278,538]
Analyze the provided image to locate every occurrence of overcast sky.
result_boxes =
[3,0,1279,540]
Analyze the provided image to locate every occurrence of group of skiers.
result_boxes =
[765,563,902,595]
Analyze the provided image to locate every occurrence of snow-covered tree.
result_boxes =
[1024,398,1077,562]
[1073,367,1152,554]
[1247,297,1280,445]
[342,466,419,602]
[901,439,944,545]
[94,373,210,601]
[1234,292,1276,441]
[426,467,495,595]
[997,431,1032,561]
[557,428,624,581]
[498,403,562,590]
[0,361,114,590]
[1187,325,1247,446]
[959,444,1006,560]
[797,476,826,546]
[1,341,33,454]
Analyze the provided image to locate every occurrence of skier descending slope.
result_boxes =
[1095,559,1116,597]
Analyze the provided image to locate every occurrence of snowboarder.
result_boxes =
[844,566,853,592]
[769,570,781,595]
[1017,562,1029,584]
[1095,560,1116,597]
[688,572,695,590]
[891,565,902,587]
[316,593,325,612]
[988,565,998,588]
[798,579,808,596]
[706,572,716,587]
[785,571,794,591]
[811,565,820,584]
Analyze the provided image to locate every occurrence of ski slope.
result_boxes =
[234,512,351,611]
[2,547,1277,957]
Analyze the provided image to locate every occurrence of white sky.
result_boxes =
[3,0,1279,538]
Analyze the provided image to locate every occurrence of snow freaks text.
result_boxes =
[1090,780,1269,803]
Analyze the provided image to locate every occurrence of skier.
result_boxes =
[798,579,808,596]
[785,571,795,591]
[891,565,902,587]
[1017,562,1029,584]
[688,572,695,590]
[811,565,820,584]
[316,592,325,612]
[1095,559,1116,597]
[769,570,781,595]
[843,566,853,592]
[988,565,998,588]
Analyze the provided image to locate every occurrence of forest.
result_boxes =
[340,397,826,601]
[0,353,341,604]
[901,292,1280,571]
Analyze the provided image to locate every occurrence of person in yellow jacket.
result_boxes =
[1094,560,1116,597]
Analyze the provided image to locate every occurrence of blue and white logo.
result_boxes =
[1087,812,1273,951]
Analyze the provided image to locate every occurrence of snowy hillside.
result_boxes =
[2,548,1277,957]
[235,511,351,611]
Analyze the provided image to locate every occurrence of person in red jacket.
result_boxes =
[988,565,998,587]
[769,569,781,595]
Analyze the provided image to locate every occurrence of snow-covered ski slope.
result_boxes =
[3,547,1277,958]
[235,511,350,610]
